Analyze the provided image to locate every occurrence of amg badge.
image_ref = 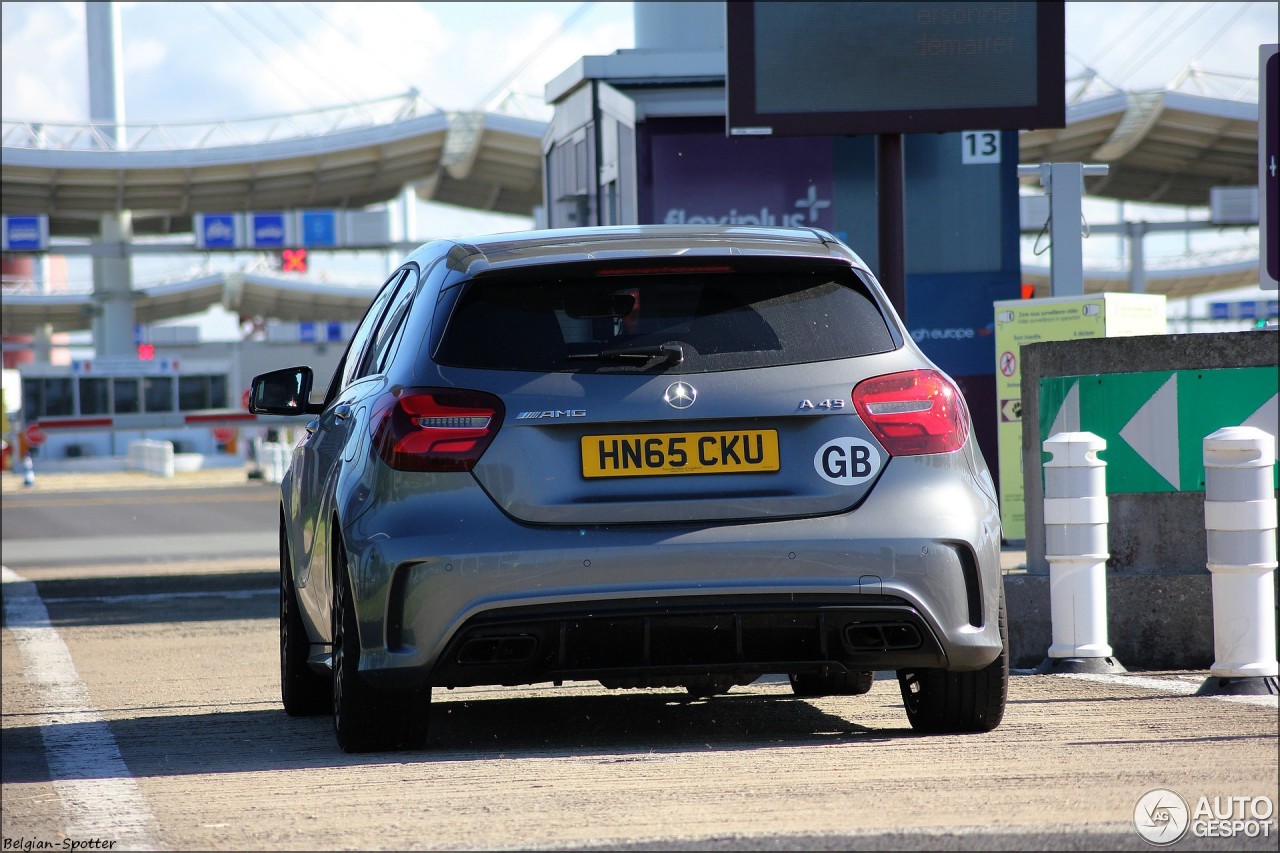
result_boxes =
[516,410,587,420]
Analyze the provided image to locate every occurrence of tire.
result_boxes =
[789,669,875,697]
[896,594,1009,733]
[332,543,430,753]
[280,522,330,716]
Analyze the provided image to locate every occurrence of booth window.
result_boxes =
[113,378,140,413]
[178,375,208,411]
[79,377,110,416]
[178,374,229,410]
[41,377,74,417]
[144,377,173,412]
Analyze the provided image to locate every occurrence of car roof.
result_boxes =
[424,224,868,277]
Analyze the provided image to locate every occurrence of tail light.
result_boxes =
[371,388,504,472]
[851,369,969,456]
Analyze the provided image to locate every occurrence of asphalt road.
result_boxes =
[2,481,1277,851]
[1,483,277,566]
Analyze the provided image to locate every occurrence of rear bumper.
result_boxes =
[427,594,947,689]
[341,453,1005,690]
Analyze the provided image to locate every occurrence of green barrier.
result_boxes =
[1038,367,1279,493]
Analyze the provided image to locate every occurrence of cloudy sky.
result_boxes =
[2,1,1274,125]
[1,1,1276,322]
[1,2,634,123]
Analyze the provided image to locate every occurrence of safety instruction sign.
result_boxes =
[993,293,1166,540]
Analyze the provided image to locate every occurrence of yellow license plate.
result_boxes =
[581,430,780,478]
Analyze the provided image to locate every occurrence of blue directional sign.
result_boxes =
[300,210,338,247]
[326,321,344,342]
[251,213,287,248]
[299,322,317,343]
[198,213,237,249]
[2,215,48,251]
[1209,299,1280,320]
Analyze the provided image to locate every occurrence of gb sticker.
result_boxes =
[814,437,881,486]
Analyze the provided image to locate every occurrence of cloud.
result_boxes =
[312,2,454,100]
[123,36,167,78]
[1,1,88,121]
[447,6,635,113]
[6,1,1278,131]
[69,2,635,126]
[1,2,636,126]
[1066,1,1277,92]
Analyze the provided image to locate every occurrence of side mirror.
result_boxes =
[249,366,320,416]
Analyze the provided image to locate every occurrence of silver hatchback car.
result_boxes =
[250,225,1007,752]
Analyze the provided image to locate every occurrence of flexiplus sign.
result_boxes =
[993,293,1166,541]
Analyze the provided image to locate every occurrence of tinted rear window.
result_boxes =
[434,260,895,374]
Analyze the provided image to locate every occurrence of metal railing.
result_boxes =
[1066,64,1259,106]
[1027,244,1266,274]
[1,90,439,152]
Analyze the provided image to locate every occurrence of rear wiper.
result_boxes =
[568,342,685,365]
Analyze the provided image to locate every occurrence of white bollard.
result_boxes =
[129,439,175,478]
[263,443,277,483]
[1038,431,1125,673]
[274,443,290,482]
[1197,426,1278,696]
[261,442,288,484]
[127,441,144,471]
[156,440,175,479]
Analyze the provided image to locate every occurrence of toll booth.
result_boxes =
[19,357,235,459]
[543,2,1023,494]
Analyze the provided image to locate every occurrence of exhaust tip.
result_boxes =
[457,635,538,665]
[843,622,922,651]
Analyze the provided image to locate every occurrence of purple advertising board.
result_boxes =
[646,127,835,232]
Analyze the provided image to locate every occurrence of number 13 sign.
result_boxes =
[962,131,1001,165]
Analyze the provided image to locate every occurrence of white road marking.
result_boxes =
[1054,671,1279,709]
[2,565,160,850]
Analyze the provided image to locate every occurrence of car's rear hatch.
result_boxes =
[429,257,911,526]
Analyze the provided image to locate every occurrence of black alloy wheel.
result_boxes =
[280,521,329,716]
[332,539,430,753]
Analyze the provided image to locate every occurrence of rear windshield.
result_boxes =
[434,260,896,374]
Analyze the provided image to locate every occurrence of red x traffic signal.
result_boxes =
[281,248,308,272]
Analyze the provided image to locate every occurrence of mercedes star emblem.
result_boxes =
[664,381,697,409]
